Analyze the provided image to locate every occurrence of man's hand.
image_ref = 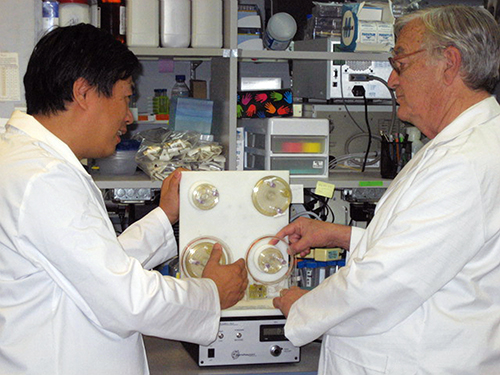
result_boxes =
[159,168,186,225]
[272,286,309,317]
[275,217,352,257]
[202,244,248,309]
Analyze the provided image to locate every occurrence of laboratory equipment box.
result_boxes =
[241,117,330,178]
[293,38,393,100]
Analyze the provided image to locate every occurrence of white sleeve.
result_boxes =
[118,207,177,269]
[18,162,220,344]
[349,225,365,250]
[285,151,484,346]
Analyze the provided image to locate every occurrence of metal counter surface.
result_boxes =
[145,336,320,375]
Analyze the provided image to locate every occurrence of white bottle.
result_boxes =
[59,0,90,27]
[160,0,191,48]
[191,0,222,48]
[263,12,297,51]
[126,0,159,47]
[406,127,424,157]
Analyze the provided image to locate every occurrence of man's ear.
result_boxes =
[72,77,94,110]
[442,46,462,86]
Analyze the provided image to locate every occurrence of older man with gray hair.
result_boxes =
[273,5,500,374]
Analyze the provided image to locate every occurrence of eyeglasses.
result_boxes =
[388,49,426,75]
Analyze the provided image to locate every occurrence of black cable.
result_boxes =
[362,92,372,172]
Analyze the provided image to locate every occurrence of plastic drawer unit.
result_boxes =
[241,117,330,178]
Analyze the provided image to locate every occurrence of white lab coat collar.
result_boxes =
[6,110,89,176]
[378,96,500,212]
[431,96,500,147]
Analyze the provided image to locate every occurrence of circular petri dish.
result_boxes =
[246,236,295,285]
[190,182,219,210]
[251,176,291,217]
[181,237,231,278]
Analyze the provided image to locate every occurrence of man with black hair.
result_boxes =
[0,24,247,374]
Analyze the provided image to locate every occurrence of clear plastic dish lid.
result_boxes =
[252,176,292,217]
[190,182,219,210]
[181,236,231,278]
[246,236,295,285]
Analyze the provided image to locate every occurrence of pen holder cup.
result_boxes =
[380,140,412,179]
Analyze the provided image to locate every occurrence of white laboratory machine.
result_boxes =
[178,170,300,366]
[293,38,393,100]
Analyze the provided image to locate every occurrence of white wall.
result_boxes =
[0,0,39,118]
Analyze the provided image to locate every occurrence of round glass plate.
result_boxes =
[246,236,295,285]
[251,176,291,217]
[190,182,219,210]
[181,237,231,278]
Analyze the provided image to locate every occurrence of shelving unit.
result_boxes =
[95,0,392,190]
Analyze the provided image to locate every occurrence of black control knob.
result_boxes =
[270,345,283,357]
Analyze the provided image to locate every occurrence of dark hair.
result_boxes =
[24,23,141,116]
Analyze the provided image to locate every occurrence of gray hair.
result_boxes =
[394,5,500,93]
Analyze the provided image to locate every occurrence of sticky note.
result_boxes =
[158,58,174,73]
[315,181,335,198]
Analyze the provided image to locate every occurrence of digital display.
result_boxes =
[260,324,287,342]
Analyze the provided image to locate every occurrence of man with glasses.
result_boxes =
[273,5,500,374]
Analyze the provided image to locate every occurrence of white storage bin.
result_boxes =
[95,140,140,175]
[127,0,159,47]
[191,0,222,48]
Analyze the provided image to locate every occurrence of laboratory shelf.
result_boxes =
[129,47,234,59]
[92,170,391,190]
[129,46,390,63]
[239,49,390,62]
[92,171,162,190]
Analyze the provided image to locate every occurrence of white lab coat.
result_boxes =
[0,111,220,375]
[285,97,500,374]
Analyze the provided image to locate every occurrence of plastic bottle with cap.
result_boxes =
[59,0,90,26]
[169,75,190,120]
[42,0,60,35]
[263,12,297,51]
[171,75,191,99]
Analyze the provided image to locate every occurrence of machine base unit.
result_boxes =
[293,38,393,101]
[182,316,300,366]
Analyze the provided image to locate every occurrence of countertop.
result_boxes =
[145,336,320,375]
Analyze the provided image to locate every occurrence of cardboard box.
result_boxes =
[237,89,293,118]
[190,80,207,99]
[340,1,395,52]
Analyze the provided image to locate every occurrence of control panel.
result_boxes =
[182,317,300,366]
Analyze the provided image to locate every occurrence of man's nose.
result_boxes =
[388,70,399,90]
[125,107,134,125]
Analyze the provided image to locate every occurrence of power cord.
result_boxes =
[302,189,336,223]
